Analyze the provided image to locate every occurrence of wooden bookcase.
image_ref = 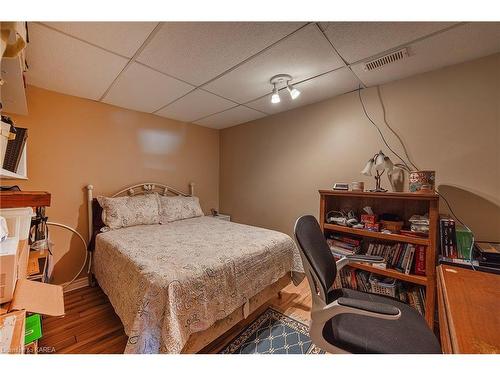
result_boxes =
[319,190,439,327]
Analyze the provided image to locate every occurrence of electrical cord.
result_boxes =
[358,85,476,270]
[358,86,411,170]
[375,86,419,172]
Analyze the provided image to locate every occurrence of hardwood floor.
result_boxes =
[40,280,312,354]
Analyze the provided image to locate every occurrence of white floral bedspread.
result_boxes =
[93,216,302,354]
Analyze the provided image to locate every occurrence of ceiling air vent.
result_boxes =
[363,48,409,72]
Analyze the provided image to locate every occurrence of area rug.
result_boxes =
[220,307,324,354]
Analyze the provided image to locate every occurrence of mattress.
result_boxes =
[93,216,301,353]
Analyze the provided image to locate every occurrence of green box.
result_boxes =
[456,225,473,260]
[25,313,42,345]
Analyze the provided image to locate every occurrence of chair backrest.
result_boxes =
[294,215,337,303]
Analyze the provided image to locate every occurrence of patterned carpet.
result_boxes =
[220,308,324,354]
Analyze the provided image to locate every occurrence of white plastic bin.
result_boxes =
[0,207,34,301]
[0,207,34,240]
[0,238,18,303]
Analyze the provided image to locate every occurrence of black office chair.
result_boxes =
[294,215,441,354]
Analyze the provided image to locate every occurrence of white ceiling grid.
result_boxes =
[24,21,500,128]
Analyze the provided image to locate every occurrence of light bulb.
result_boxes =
[271,84,280,104]
[287,83,301,100]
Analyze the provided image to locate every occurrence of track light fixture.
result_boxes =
[269,74,301,104]
[287,82,300,100]
[271,83,280,104]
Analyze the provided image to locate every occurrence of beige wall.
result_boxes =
[220,53,500,242]
[3,54,498,284]
[4,86,220,283]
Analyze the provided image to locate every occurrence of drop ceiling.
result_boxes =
[20,21,500,129]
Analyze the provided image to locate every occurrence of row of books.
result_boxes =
[397,285,426,316]
[365,242,426,275]
[439,215,473,259]
[333,268,426,316]
[326,232,427,276]
[333,268,370,292]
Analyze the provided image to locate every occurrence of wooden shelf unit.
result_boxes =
[319,189,439,327]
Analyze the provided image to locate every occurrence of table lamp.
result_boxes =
[361,151,394,192]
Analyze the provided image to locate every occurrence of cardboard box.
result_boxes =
[361,214,377,225]
[0,310,26,354]
[17,240,30,280]
[0,239,30,303]
[0,278,65,354]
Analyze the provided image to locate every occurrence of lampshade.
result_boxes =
[287,83,301,100]
[361,159,374,176]
[271,83,280,104]
[374,151,386,171]
[383,156,394,172]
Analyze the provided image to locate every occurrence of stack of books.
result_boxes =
[327,234,361,257]
[365,242,425,275]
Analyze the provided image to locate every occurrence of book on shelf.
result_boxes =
[413,245,426,275]
[365,242,420,275]
[439,216,457,258]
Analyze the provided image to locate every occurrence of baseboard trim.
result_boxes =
[63,276,89,293]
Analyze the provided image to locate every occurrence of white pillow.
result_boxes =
[97,193,160,230]
[158,196,204,223]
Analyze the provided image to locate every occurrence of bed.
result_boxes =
[86,182,302,354]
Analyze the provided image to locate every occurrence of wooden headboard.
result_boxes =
[86,182,194,250]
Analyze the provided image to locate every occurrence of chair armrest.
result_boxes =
[313,298,401,324]
[335,255,385,271]
[337,297,400,316]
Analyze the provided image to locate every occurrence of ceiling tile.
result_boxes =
[194,106,265,129]
[320,22,457,63]
[136,22,305,85]
[351,22,500,87]
[155,89,235,122]
[102,62,194,113]
[40,22,158,58]
[26,23,128,100]
[247,67,360,114]
[203,24,345,104]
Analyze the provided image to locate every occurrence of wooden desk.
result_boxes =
[437,265,500,353]
[0,191,51,209]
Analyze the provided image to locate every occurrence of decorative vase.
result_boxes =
[388,167,405,192]
[409,170,435,193]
